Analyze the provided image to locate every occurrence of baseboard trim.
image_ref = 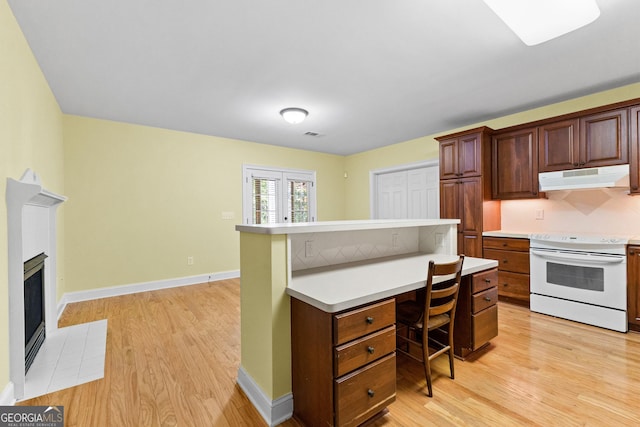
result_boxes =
[56,270,240,319]
[236,367,293,427]
[0,382,15,406]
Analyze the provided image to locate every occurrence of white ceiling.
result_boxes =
[8,0,640,155]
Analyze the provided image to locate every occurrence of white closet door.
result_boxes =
[377,171,408,219]
[408,167,439,219]
[374,164,439,219]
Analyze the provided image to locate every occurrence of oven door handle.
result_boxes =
[530,249,625,264]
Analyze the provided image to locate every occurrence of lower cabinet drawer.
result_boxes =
[472,286,498,314]
[472,304,498,350]
[483,249,530,274]
[334,325,396,377]
[497,271,530,300]
[334,353,396,427]
[334,299,395,346]
[471,268,498,293]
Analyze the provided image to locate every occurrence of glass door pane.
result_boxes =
[252,178,279,224]
[287,180,310,223]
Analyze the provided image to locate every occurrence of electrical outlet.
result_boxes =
[221,211,235,220]
[305,240,314,257]
[392,233,399,248]
[436,233,444,248]
[535,209,544,220]
[187,256,194,265]
[305,240,315,257]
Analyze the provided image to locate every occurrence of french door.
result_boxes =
[242,166,316,225]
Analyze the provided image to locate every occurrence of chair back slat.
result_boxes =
[423,256,464,328]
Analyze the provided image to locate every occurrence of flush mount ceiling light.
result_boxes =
[482,0,600,46]
[280,108,308,124]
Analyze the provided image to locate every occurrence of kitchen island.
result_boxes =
[235,219,498,426]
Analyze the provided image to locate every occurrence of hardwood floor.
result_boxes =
[19,278,640,426]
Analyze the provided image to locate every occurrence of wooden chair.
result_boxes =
[395,255,464,397]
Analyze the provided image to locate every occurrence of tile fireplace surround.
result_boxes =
[5,169,107,402]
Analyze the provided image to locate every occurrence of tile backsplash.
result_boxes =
[501,187,640,237]
[290,225,455,271]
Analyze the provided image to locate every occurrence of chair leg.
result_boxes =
[448,346,455,380]
[448,327,455,379]
[422,338,433,397]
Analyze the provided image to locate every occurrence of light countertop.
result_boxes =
[287,253,498,313]
[236,219,459,235]
[482,230,531,239]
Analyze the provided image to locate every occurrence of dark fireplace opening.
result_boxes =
[24,252,47,374]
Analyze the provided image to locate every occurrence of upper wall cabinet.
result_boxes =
[492,127,540,200]
[539,108,629,172]
[580,108,629,167]
[630,105,640,194]
[439,131,484,180]
[538,119,579,172]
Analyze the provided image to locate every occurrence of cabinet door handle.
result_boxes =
[366,316,374,324]
[367,389,375,398]
[367,346,375,354]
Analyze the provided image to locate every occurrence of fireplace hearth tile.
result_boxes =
[22,319,107,401]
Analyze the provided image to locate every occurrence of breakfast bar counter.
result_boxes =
[235,219,498,426]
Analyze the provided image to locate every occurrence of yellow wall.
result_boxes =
[0,0,65,392]
[63,115,346,291]
[239,233,290,398]
[344,83,640,219]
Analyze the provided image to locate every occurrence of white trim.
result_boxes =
[236,367,293,426]
[369,159,440,219]
[56,270,240,316]
[0,382,16,406]
[6,169,66,400]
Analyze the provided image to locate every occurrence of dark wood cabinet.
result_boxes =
[539,108,628,172]
[437,127,500,258]
[439,131,483,180]
[630,106,640,194]
[628,245,640,332]
[492,127,540,199]
[579,108,628,168]
[453,268,499,359]
[483,237,530,306]
[291,298,396,426]
[538,119,580,172]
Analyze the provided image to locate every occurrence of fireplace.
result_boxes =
[24,253,47,373]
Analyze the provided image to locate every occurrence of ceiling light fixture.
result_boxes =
[280,108,308,124]
[482,0,600,46]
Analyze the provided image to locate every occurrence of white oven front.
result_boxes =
[529,245,627,332]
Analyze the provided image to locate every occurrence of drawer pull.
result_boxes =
[484,297,491,302]
[503,283,509,286]
[367,346,375,354]
[367,389,375,398]
[502,259,508,263]
[484,278,491,283]
[366,316,374,324]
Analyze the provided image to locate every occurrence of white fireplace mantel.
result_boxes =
[6,169,66,400]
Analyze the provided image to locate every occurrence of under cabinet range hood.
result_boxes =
[538,164,630,192]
